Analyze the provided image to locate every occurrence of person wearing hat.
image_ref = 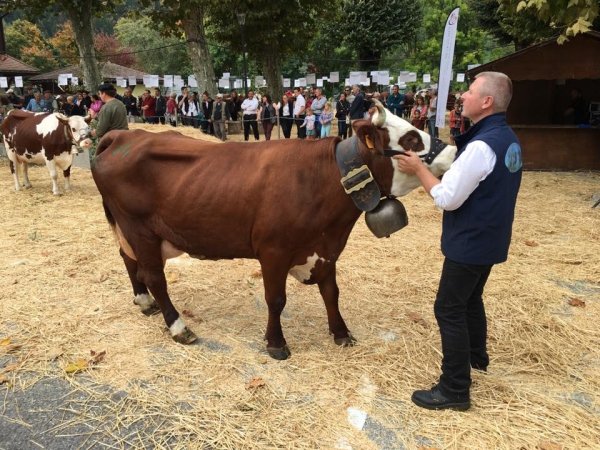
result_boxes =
[209,93,230,141]
[23,87,35,110]
[90,83,128,139]
[41,90,58,113]
[6,89,23,109]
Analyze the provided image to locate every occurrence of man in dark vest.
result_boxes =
[395,71,522,411]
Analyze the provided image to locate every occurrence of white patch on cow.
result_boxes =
[115,224,136,260]
[161,240,185,261]
[134,293,155,310]
[36,114,61,138]
[169,317,187,337]
[289,252,326,282]
[370,110,457,197]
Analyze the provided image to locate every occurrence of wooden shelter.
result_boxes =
[467,31,600,171]
[29,62,151,97]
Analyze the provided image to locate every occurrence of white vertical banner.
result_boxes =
[14,76,23,88]
[436,7,460,128]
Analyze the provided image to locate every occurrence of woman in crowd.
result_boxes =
[166,92,178,127]
[277,93,294,139]
[89,94,103,115]
[228,90,241,121]
[410,95,428,131]
[336,92,350,139]
[181,91,200,127]
[259,94,277,141]
[448,100,465,145]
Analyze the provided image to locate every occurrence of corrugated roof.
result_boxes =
[0,54,41,75]
[29,61,150,82]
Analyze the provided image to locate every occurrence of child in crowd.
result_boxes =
[301,108,316,140]
[449,101,465,145]
[319,102,333,138]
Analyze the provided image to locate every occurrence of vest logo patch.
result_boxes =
[505,143,522,173]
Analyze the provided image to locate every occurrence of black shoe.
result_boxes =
[411,385,470,411]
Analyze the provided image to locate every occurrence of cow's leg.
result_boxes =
[21,162,32,189]
[260,257,291,360]
[63,165,72,191]
[318,267,355,346]
[8,160,22,191]
[134,239,197,344]
[45,159,61,195]
[119,248,159,316]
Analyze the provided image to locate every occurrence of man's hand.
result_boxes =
[393,150,424,175]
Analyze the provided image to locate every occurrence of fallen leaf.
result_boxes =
[245,376,266,390]
[64,359,88,374]
[0,339,11,346]
[406,310,430,329]
[525,240,539,247]
[568,298,586,308]
[538,441,563,450]
[182,310,203,323]
[90,350,106,365]
[96,273,108,283]
[0,375,10,385]
[166,272,179,283]
[250,270,262,278]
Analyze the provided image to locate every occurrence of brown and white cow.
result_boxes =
[91,102,456,360]
[2,110,93,195]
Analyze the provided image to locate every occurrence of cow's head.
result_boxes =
[353,99,457,197]
[55,113,93,153]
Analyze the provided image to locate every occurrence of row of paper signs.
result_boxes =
[42,70,468,91]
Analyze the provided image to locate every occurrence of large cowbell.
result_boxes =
[365,197,409,238]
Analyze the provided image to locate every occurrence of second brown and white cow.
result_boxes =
[92,100,456,359]
[2,110,93,195]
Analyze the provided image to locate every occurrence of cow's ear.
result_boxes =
[354,120,389,154]
[398,130,425,152]
[84,115,93,124]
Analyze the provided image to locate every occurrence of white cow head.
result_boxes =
[55,113,94,152]
[356,99,457,197]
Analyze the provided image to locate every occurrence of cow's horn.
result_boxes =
[371,98,386,127]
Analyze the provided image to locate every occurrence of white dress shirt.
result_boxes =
[241,97,259,115]
[293,95,305,116]
[430,140,497,211]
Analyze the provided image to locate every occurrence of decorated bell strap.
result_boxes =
[335,137,381,212]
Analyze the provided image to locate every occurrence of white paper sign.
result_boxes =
[294,79,300,88]
[329,72,339,83]
[65,73,73,79]
[298,78,306,87]
[360,77,371,86]
[408,72,417,82]
[0,77,7,88]
[306,73,316,85]
[377,71,390,85]
[15,76,23,88]
[150,75,159,87]
[234,80,242,89]
[58,74,68,86]
[116,77,125,87]
[143,75,151,87]
[316,79,323,87]
[456,73,465,82]
[163,75,173,88]
[345,78,350,87]
[399,71,410,83]
[128,76,137,86]
[222,72,230,79]
[349,71,361,85]
[467,64,480,70]
[255,76,264,87]
[283,78,291,88]
[219,78,229,88]
[188,75,197,88]
[71,77,79,86]
[423,74,431,83]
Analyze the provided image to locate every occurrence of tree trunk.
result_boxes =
[63,2,102,92]
[181,5,217,97]
[358,47,381,73]
[259,45,282,100]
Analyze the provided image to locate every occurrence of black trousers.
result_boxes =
[281,117,293,138]
[243,114,259,140]
[434,258,493,397]
[338,119,348,139]
[295,116,306,139]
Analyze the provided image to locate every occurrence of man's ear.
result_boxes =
[354,120,390,154]
[398,130,425,152]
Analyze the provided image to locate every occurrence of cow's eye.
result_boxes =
[72,128,76,131]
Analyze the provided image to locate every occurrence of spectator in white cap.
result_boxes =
[6,89,23,109]
[210,93,231,141]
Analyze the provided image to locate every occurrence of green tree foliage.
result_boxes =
[114,17,192,77]
[499,0,599,44]
[207,0,340,97]
[5,19,60,71]
[341,0,421,71]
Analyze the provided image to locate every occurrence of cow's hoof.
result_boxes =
[24,184,32,189]
[141,304,160,316]
[172,327,198,345]
[53,192,62,196]
[267,345,291,360]
[334,334,357,347]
